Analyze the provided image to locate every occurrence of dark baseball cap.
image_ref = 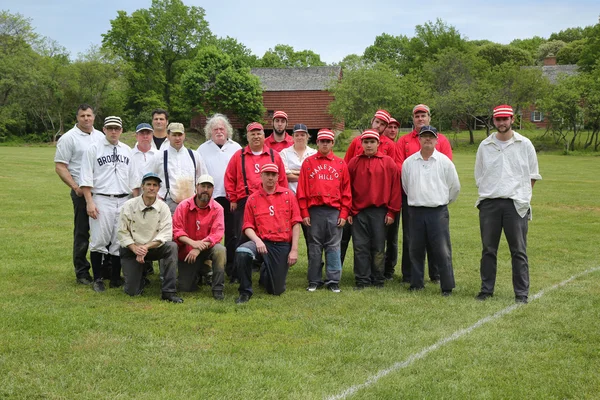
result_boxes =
[419,125,438,137]
[293,123,308,133]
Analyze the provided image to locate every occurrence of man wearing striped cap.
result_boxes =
[234,163,302,303]
[475,104,542,304]
[297,129,352,293]
[347,130,401,289]
[265,110,294,152]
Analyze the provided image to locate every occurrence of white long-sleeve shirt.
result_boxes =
[152,145,208,203]
[402,149,460,207]
[279,145,317,194]
[197,139,242,198]
[474,131,542,218]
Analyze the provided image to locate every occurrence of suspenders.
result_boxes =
[163,148,196,200]
[241,148,274,195]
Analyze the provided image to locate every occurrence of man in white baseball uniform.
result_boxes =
[80,116,140,292]
[153,122,208,215]
[54,104,104,285]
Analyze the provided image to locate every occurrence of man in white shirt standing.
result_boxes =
[54,104,104,285]
[474,105,542,304]
[402,126,460,296]
[132,123,159,184]
[153,122,208,215]
[197,114,242,282]
[80,116,140,292]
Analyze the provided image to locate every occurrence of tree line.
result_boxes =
[1,1,599,150]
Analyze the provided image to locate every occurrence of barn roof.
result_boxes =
[250,66,342,91]
[523,64,579,84]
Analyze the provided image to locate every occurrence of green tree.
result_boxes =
[556,39,587,64]
[181,46,265,126]
[214,36,259,68]
[476,43,534,67]
[549,27,588,43]
[510,36,546,60]
[259,44,326,67]
[537,40,566,62]
[578,23,600,72]
[101,0,213,119]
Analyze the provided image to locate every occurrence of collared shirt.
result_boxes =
[172,196,224,260]
[197,139,242,198]
[475,131,542,218]
[243,185,302,243]
[54,125,104,182]
[132,143,158,179]
[118,196,172,248]
[296,151,352,219]
[402,150,460,207]
[344,134,399,167]
[396,129,453,168]
[224,145,288,203]
[279,145,317,193]
[264,133,294,153]
[152,145,208,203]
[79,137,140,194]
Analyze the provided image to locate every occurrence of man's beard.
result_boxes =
[274,127,285,135]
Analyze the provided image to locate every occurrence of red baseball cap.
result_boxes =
[260,163,279,173]
[361,130,380,142]
[493,105,514,118]
[373,110,391,124]
[388,118,400,127]
[317,129,335,141]
[273,111,288,120]
[413,104,430,115]
[246,122,264,132]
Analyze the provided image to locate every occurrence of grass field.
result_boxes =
[0,146,599,399]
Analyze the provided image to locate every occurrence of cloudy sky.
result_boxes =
[6,0,600,63]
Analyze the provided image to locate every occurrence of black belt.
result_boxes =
[95,193,129,198]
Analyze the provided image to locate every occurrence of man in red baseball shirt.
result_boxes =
[173,175,226,300]
[224,122,288,282]
[297,129,352,293]
[264,110,294,152]
[395,104,453,284]
[234,164,302,304]
[348,130,401,289]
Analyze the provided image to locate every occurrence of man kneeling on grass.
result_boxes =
[347,130,401,290]
[117,172,183,303]
[234,164,302,304]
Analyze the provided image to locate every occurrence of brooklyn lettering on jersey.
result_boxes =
[97,153,130,167]
[309,163,340,180]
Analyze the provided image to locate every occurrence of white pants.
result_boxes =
[89,195,129,255]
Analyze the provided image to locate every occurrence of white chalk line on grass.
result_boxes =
[326,266,600,400]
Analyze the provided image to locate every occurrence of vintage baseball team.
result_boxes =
[54,103,541,304]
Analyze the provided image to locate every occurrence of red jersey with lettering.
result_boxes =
[172,196,224,261]
[296,152,352,220]
[396,129,453,169]
[344,134,399,166]
[347,152,402,218]
[264,133,294,153]
[243,185,302,243]
[224,145,288,203]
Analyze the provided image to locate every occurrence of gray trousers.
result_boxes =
[353,207,387,287]
[479,198,530,297]
[408,205,455,291]
[384,212,401,277]
[306,206,343,286]
[178,244,226,293]
[120,241,178,295]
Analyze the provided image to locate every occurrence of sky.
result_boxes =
[5,0,600,63]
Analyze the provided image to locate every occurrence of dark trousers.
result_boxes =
[306,206,342,286]
[401,193,440,282]
[215,196,237,279]
[353,207,387,287]
[236,240,291,297]
[230,197,248,278]
[178,244,226,293]
[384,212,401,277]
[70,189,91,279]
[120,242,178,295]
[479,199,530,297]
[340,223,352,265]
[408,205,455,291]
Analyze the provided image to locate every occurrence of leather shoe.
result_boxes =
[475,292,493,301]
[515,295,528,304]
[442,290,452,297]
[92,280,105,292]
[235,293,250,304]
[162,293,183,303]
[109,277,124,288]
[213,291,224,301]
[77,277,92,285]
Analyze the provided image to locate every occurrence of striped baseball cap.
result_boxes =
[361,130,380,141]
[246,122,264,131]
[413,104,430,115]
[273,111,288,120]
[493,105,514,118]
[389,118,400,126]
[316,129,335,141]
[104,116,123,128]
[373,110,391,124]
[260,163,279,173]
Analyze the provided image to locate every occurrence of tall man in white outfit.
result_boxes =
[402,125,460,296]
[475,105,542,304]
[152,122,208,215]
[80,116,140,292]
[54,104,104,284]
[197,114,242,281]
